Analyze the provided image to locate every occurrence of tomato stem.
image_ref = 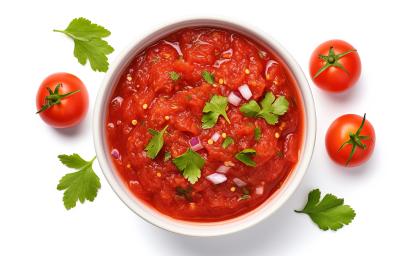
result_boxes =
[313,47,357,79]
[338,113,369,166]
[36,83,81,114]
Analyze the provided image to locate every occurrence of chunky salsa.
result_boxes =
[106,27,304,222]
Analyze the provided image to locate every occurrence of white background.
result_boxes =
[0,0,397,255]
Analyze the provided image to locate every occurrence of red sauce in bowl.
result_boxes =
[106,27,304,222]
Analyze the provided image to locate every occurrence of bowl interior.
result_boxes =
[93,18,316,236]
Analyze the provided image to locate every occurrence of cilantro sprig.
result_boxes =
[240,92,289,125]
[145,125,168,159]
[172,149,205,184]
[202,95,230,129]
[235,148,256,167]
[57,154,101,210]
[54,17,114,72]
[295,189,356,231]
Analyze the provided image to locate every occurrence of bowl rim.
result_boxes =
[93,18,316,237]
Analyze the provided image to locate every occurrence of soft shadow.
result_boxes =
[146,201,311,256]
[51,117,89,137]
[317,75,366,104]
[339,143,379,178]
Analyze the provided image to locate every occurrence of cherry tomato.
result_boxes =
[325,114,375,167]
[36,73,89,128]
[310,40,361,92]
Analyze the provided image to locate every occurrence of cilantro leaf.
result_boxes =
[172,149,205,184]
[240,92,289,125]
[57,154,100,210]
[239,100,260,117]
[169,71,180,81]
[254,127,261,141]
[54,17,114,72]
[222,136,234,149]
[238,187,251,201]
[145,125,168,159]
[235,148,256,167]
[202,70,215,84]
[202,95,230,129]
[295,189,356,231]
[164,151,171,162]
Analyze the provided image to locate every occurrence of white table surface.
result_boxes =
[0,0,397,255]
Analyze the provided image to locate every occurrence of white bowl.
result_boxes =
[93,18,316,237]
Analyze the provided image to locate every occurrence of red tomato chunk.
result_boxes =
[106,27,304,222]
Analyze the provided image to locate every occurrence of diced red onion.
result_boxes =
[189,137,204,151]
[211,132,221,142]
[206,173,227,185]
[228,91,242,106]
[111,96,124,109]
[233,178,247,187]
[216,165,230,174]
[255,186,264,195]
[265,60,278,73]
[238,84,252,100]
[111,149,120,159]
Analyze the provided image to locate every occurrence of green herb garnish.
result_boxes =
[202,70,215,84]
[169,71,180,81]
[172,148,205,184]
[254,127,261,141]
[164,151,171,162]
[295,189,356,231]
[222,136,234,149]
[276,151,284,158]
[202,95,230,129]
[240,92,289,125]
[239,187,250,201]
[57,154,100,210]
[235,148,256,167]
[54,17,114,72]
[145,125,168,159]
[176,186,192,200]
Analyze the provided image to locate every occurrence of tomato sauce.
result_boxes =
[106,27,304,222]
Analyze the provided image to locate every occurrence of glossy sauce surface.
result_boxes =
[106,27,304,222]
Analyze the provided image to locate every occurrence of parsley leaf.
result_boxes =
[295,189,356,231]
[169,71,180,81]
[145,125,168,159]
[235,148,256,167]
[54,17,114,72]
[254,127,261,141]
[202,70,215,84]
[222,136,234,148]
[202,95,230,129]
[240,92,289,125]
[57,154,100,210]
[172,148,205,184]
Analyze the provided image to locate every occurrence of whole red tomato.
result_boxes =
[310,40,361,92]
[325,114,375,167]
[36,73,89,128]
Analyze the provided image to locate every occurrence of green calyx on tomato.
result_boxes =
[36,83,80,114]
[313,46,357,79]
[338,113,369,166]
